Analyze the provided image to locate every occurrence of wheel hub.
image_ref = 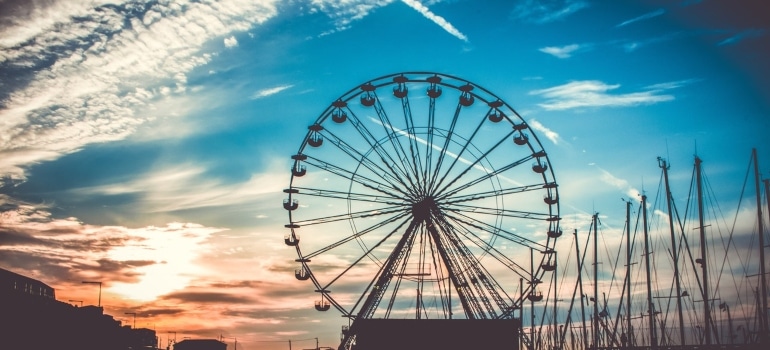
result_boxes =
[412,196,436,222]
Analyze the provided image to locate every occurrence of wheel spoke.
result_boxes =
[442,209,547,250]
[426,100,463,194]
[442,183,548,205]
[344,106,417,196]
[292,204,408,227]
[320,128,415,195]
[444,203,552,220]
[290,186,404,205]
[369,91,421,191]
[300,210,411,261]
[442,213,533,281]
[433,129,517,199]
[428,105,491,195]
[287,72,559,323]
[304,155,410,199]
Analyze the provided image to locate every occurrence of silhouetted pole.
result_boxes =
[592,213,599,350]
[574,229,588,350]
[695,156,711,345]
[641,195,657,348]
[125,312,136,328]
[82,281,102,307]
[530,248,536,350]
[659,157,686,346]
[753,149,768,342]
[625,199,633,348]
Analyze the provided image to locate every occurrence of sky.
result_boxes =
[1,0,769,349]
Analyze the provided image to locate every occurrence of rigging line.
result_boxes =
[717,152,757,322]
[560,234,576,291]
[597,215,625,309]
[704,169,749,315]
[699,163,753,338]
[651,171,683,344]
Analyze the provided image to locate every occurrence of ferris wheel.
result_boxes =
[283,72,560,346]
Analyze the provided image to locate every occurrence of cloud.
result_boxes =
[162,291,254,304]
[619,32,679,52]
[73,159,287,214]
[717,29,767,46]
[510,0,589,24]
[309,0,394,36]
[616,9,665,28]
[224,36,239,48]
[401,0,469,42]
[527,119,561,145]
[251,84,294,99]
[529,80,678,110]
[597,167,642,201]
[0,197,226,301]
[539,43,581,58]
[0,0,280,182]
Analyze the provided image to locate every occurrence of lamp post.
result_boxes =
[124,312,137,328]
[69,299,83,307]
[81,281,102,307]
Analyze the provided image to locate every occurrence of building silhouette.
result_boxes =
[174,339,227,350]
[0,267,158,350]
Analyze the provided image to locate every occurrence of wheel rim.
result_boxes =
[284,72,560,321]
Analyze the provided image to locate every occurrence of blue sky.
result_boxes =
[1,0,769,348]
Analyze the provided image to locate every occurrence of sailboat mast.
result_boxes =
[593,213,600,350]
[695,156,711,345]
[574,229,589,350]
[641,194,657,348]
[659,157,686,346]
[625,200,633,348]
[752,148,768,341]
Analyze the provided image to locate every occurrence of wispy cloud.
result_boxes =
[0,0,280,183]
[539,43,582,58]
[74,159,287,213]
[619,32,679,52]
[224,36,239,48]
[616,9,665,28]
[510,0,589,24]
[717,29,767,46]
[597,167,642,201]
[528,119,561,145]
[309,0,394,37]
[529,80,682,110]
[402,0,469,42]
[251,84,294,99]
[0,196,224,301]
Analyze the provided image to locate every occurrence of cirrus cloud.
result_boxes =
[529,80,684,111]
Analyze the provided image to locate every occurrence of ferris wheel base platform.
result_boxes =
[350,318,520,350]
